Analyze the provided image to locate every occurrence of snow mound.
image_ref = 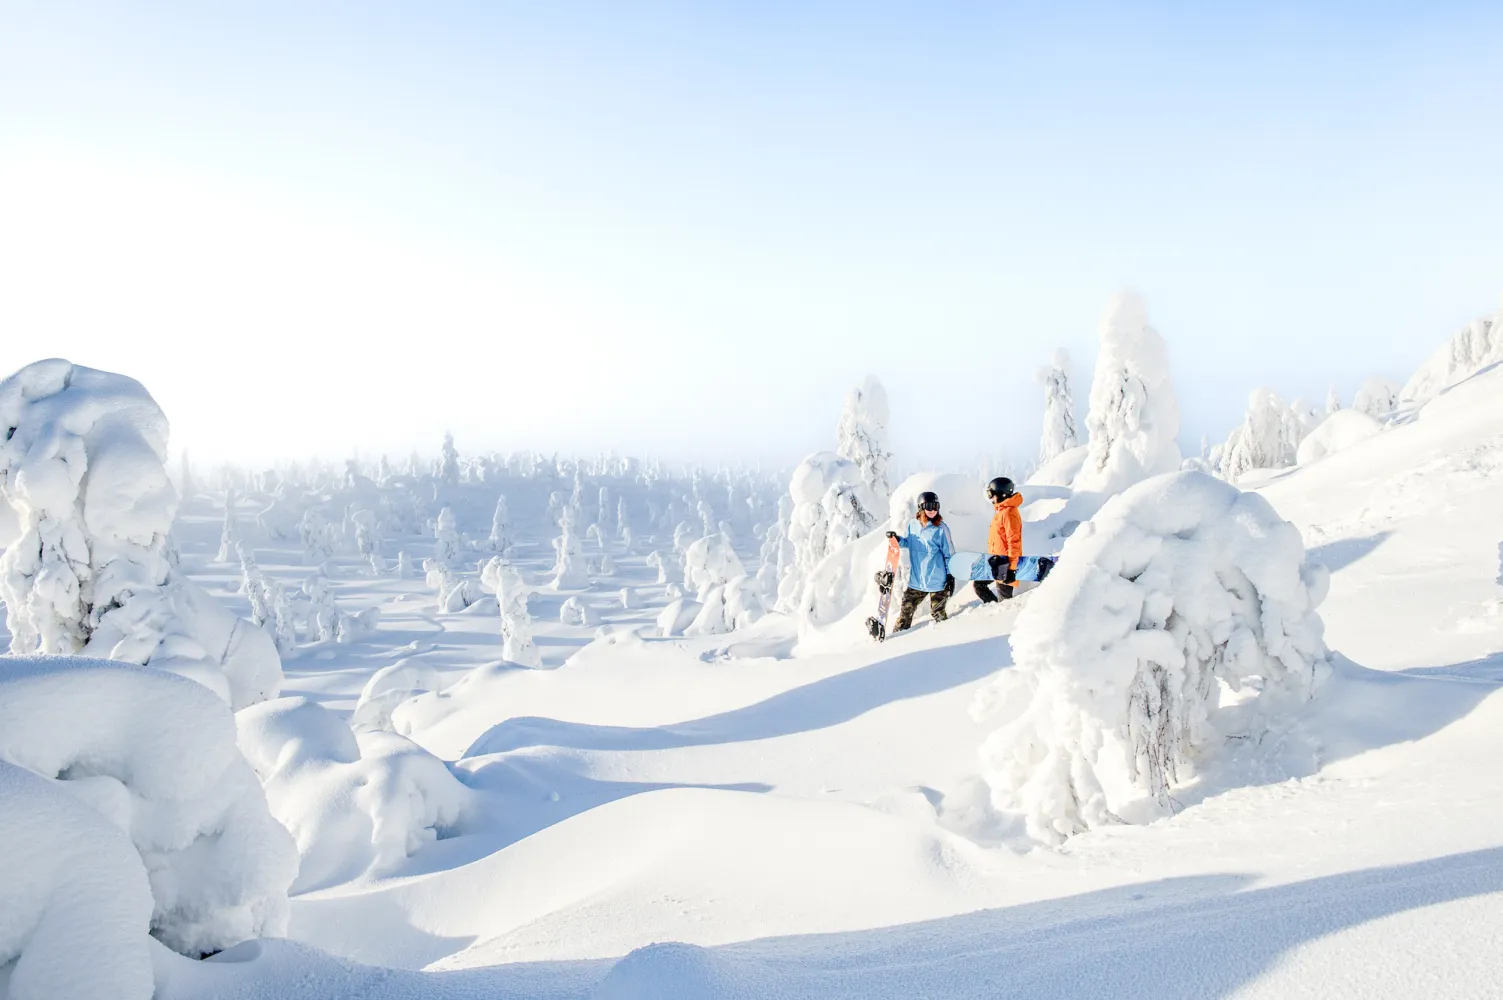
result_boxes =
[237,697,473,893]
[0,655,297,957]
[0,761,156,1000]
[351,659,444,733]
[976,471,1330,843]
[590,942,749,1000]
[0,358,282,709]
[657,598,703,637]
[1296,408,1382,466]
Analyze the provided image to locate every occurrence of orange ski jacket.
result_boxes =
[988,493,1024,568]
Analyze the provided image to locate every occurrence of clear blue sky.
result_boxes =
[2,2,1501,469]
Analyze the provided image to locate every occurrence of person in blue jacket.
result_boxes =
[885,491,955,632]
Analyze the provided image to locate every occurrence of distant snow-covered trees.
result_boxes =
[1400,303,1503,407]
[1036,350,1079,465]
[975,471,1330,844]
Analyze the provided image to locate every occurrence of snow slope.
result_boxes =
[7,367,1503,998]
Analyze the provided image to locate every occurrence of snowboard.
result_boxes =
[865,536,902,641]
[948,551,1055,584]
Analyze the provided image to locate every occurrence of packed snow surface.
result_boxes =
[4,359,1503,999]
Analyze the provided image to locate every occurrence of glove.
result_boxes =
[885,531,898,540]
[1003,565,1017,585]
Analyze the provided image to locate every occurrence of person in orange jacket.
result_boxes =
[976,477,1023,602]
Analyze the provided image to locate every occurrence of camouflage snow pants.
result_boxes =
[893,575,954,632]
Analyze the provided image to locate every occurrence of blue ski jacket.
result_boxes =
[898,518,955,592]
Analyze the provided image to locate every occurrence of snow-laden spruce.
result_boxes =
[1036,350,1079,466]
[776,451,878,617]
[435,431,460,484]
[237,697,472,894]
[1220,388,1306,482]
[481,557,541,666]
[0,359,282,709]
[835,375,892,511]
[1072,293,1182,497]
[975,471,1330,844]
[487,494,512,553]
[550,506,589,589]
[0,655,298,958]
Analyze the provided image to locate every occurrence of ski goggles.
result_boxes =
[919,500,940,512]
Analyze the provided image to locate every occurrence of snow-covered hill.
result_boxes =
[129,366,1503,998]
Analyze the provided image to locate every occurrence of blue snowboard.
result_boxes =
[949,551,1053,583]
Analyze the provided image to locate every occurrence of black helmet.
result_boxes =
[986,477,1016,501]
[917,491,941,512]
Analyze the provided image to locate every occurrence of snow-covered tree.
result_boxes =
[302,574,339,642]
[216,489,240,563]
[1036,350,1079,465]
[435,432,460,485]
[775,452,872,613]
[0,359,282,709]
[481,558,540,666]
[1220,388,1301,483]
[756,495,796,606]
[487,494,512,553]
[299,508,335,566]
[835,375,892,511]
[683,532,746,601]
[1324,384,1342,416]
[1352,376,1400,422]
[616,497,631,541]
[550,507,589,589]
[974,471,1330,844]
[1072,292,1182,497]
[645,549,673,585]
[431,506,461,568]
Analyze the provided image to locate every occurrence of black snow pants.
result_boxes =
[894,575,955,632]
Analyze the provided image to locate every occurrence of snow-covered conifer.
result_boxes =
[432,506,461,568]
[1325,384,1342,416]
[975,471,1329,844]
[1072,292,1182,496]
[1036,350,1079,465]
[0,360,281,709]
[835,375,893,510]
[645,550,672,585]
[482,558,540,666]
[216,489,240,563]
[550,507,589,589]
[435,432,460,485]
[487,494,511,553]
[1220,388,1298,483]
[683,532,746,601]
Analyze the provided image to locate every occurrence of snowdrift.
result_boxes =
[0,655,297,960]
[237,697,474,893]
